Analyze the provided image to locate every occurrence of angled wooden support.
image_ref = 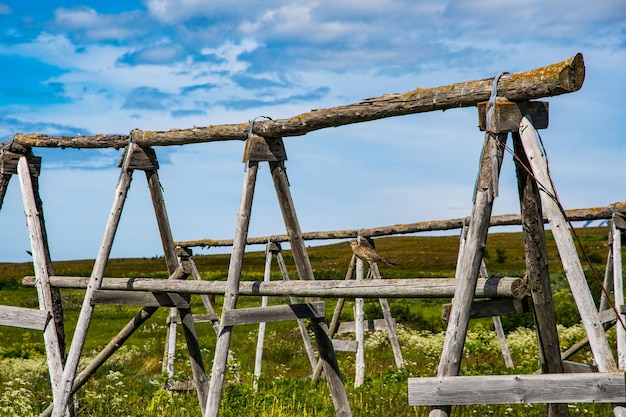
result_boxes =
[429,127,508,417]
[519,116,626,417]
[611,215,625,370]
[205,134,351,417]
[15,154,68,416]
[254,242,318,387]
[513,129,570,417]
[141,146,209,411]
[52,143,136,416]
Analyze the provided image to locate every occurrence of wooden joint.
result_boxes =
[478,100,549,133]
[242,135,287,162]
[442,297,531,322]
[117,143,159,170]
[0,151,42,176]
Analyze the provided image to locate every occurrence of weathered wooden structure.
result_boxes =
[1,52,625,417]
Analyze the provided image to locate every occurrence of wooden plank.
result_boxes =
[337,319,394,334]
[562,360,599,373]
[332,339,357,352]
[177,202,626,248]
[441,298,530,322]
[354,258,365,387]
[478,101,548,132]
[409,373,626,405]
[221,302,325,327]
[0,305,50,330]
[12,54,585,148]
[613,219,626,370]
[91,290,190,307]
[167,313,219,325]
[26,276,528,299]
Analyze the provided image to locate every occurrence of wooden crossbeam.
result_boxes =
[23,275,528,299]
[0,305,50,331]
[91,290,190,308]
[409,373,626,406]
[221,302,325,327]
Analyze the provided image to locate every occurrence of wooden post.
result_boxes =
[274,244,318,372]
[204,159,259,417]
[612,218,625,369]
[429,131,507,417]
[312,254,356,380]
[143,146,209,411]
[519,117,626,417]
[16,156,68,416]
[268,138,351,417]
[354,258,365,387]
[369,262,404,369]
[253,244,273,388]
[512,130,569,417]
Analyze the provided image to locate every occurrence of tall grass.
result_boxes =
[0,227,620,416]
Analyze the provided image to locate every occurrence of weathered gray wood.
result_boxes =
[205,160,258,417]
[28,275,527,299]
[520,119,626,416]
[332,339,357,352]
[312,254,355,380]
[562,360,599,373]
[12,54,585,148]
[337,319,395,334]
[253,244,273,387]
[166,313,219,324]
[275,248,318,372]
[176,202,625,248]
[269,145,351,417]
[430,132,508,417]
[441,298,531,322]
[40,307,159,417]
[519,116,616,372]
[91,290,190,307]
[222,302,325,327]
[409,373,626,406]
[354,258,365,387]
[513,130,570,417]
[369,262,404,369]
[612,219,625,369]
[145,161,209,414]
[17,157,67,416]
[53,148,134,417]
[0,305,50,330]
[478,101,548,132]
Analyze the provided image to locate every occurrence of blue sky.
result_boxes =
[0,1,624,262]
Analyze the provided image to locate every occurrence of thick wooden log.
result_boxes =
[441,298,531,322]
[176,202,625,248]
[409,373,626,406]
[91,290,190,308]
[12,54,584,149]
[24,276,528,299]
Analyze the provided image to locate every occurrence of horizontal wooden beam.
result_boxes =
[337,318,393,334]
[91,290,190,308]
[441,298,531,322]
[10,54,584,149]
[221,302,325,326]
[0,305,50,331]
[23,275,527,299]
[176,202,625,248]
[332,339,358,352]
[408,372,626,406]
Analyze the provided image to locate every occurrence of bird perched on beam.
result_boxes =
[350,237,395,267]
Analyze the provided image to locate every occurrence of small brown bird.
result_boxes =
[349,238,395,267]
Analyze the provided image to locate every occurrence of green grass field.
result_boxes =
[0,227,620,416]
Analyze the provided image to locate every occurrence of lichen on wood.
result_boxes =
[11,54,584,149]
